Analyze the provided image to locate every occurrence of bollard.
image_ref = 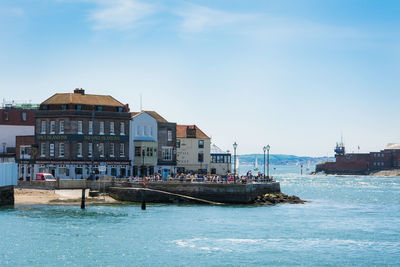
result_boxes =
[81,188,86,209]
[141,190,146,210]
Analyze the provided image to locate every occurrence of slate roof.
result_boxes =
[130,111,168,123]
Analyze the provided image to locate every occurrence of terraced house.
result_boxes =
[34,88,130,179]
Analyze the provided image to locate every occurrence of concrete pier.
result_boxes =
[109,182,281,204]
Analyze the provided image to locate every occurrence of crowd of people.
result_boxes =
[119,170,273,184]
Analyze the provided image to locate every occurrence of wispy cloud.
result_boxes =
[87,0,156,31]
[0,6,24,17]
[175,4,252,33]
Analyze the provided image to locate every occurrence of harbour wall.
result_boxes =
[109,182,281,204]
[0,186,14,206]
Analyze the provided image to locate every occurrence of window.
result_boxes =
[49,143,55,157]
[88,143,93,158]
[198,140,204,148]
[117,107,123,112]
[99,143,104,157]
[162,147,173,161]
[97,106,103,111]
[100,121,104,135]
[77,143,82,157]
[78,121,83,134]
[3,111,9,121]
[120,122,125,135]
[76,105,82,110]
[59,120,64,134]
[135,146,141,157]
[176,139,180,148]
[120,143,125,157]
[50,121,55,134]
[135,126,140,136]
[198,152,204,163]
[110,143,115,157]
[141,126,144,136]
[40,143,46,157]
[21,112,27,122]
[149,126,153,137]
[88,121,93,135]
[110,122,115,135]
[41,121,46,134]
[20,146,31,158]
[168,130,172,141]
[61,104,67,110]
[144,126,148,136]
[59,143,65,157]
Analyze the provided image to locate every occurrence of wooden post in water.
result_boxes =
[81,188,86,209]
[141,190,146,210]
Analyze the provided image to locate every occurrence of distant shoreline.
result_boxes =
[314,169,400,177]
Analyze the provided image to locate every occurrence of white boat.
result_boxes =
[254,157,259,171]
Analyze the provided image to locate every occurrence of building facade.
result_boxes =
[210,144,231,175]
[16,135,35,181]
[0,104,36,163]
[129,112,158,177]
[34,88,130,179]
[176,125,210,174]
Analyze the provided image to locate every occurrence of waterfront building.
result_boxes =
[0,102,37,164]
[34,88,130,179]
[129,111,158,177]
[15,135,35,181]
[176,125,210,174]
[316,142,400,174]
[210,144,231,175]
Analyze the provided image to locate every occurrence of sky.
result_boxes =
[0,0,399,157]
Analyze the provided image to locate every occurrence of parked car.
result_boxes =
[36,173,56,181]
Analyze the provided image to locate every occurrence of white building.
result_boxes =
[129,112,158,176]
[210,144,232,175]
[176,125,211,174]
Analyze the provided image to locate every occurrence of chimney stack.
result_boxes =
[74,88,85,95]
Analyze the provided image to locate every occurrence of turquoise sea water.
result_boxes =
[1,166,400,266]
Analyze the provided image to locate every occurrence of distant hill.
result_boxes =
[237,154,334,166]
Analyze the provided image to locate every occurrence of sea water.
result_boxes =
[1,166,400,266]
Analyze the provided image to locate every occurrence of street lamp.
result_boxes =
[266,145,270,180]
[141,145,145,178]
[233,142,238,175]
[263,146,267,181]
[226,150,230,174]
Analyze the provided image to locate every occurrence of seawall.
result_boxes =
[0,186,14,206]
[109,182,281,204]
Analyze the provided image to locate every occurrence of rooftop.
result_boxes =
[177,124,210,139]
[41,88,125,107]
[130,111,168,123]
[211,144,229,154]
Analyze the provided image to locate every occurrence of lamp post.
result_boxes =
[233,142,238,175]
[263,146,267,181]
[226,150,230,174]
[266,145,270,180]
[142,145,145,178]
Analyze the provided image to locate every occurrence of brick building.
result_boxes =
[316,143,400,174]
[0,103,36,163]
[34,88,131,179]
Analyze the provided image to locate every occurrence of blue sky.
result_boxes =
[0,0,399,156]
